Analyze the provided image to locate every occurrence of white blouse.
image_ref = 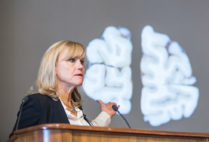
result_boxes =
[60,100,111,126]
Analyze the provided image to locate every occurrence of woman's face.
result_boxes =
[55,49,85,88]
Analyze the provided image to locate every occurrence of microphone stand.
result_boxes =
[112,105,131,128]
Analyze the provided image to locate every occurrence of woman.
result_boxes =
[10,40,118,136]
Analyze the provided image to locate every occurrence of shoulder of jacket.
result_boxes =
[27,93,54,101]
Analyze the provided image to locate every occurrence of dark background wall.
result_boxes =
[1,0,209,141]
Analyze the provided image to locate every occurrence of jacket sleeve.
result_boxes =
[11,95,41,133]
[91,111,111,126]
[19,95,41,129]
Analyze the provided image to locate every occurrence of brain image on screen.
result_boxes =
[82,26,133,114]
[140,25,199,126]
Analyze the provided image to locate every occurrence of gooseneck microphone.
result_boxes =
[83,114,92,126]
[15,96,29,130]
[79,106,92,126]
[112,105,131,128]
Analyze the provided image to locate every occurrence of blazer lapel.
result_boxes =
[55,100,69,123]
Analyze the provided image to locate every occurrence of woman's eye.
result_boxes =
[80,60,84,65]
[68,58,75,62]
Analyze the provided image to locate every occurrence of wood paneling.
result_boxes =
[8,124,209,142]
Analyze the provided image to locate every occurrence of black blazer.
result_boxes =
[10,93,70,136]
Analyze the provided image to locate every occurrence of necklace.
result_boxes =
[71,107,77,112]
[65,102,77,113]
[60,98,77,113]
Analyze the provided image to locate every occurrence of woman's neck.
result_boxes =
[57,87,78,116]
[56,82,74,102]
[56,82,78,116]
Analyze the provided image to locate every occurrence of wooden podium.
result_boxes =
[8,124,209,142]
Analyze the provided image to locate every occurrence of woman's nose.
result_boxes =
[77,60,84,70]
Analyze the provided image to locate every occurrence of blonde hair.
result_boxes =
[36,40,85,107]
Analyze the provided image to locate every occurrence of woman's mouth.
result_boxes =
[75,74,83,76]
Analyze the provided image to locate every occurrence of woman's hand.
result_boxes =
[97,100,120,118]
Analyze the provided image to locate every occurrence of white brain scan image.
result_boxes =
[83,26,133,114]
[140,25,199,126]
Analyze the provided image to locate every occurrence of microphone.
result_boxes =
[112,105,131,128]
[83,114,92,126]
[15,96,29,130]
[79,106,92,126]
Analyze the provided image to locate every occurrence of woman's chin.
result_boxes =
[76,81,83,86]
